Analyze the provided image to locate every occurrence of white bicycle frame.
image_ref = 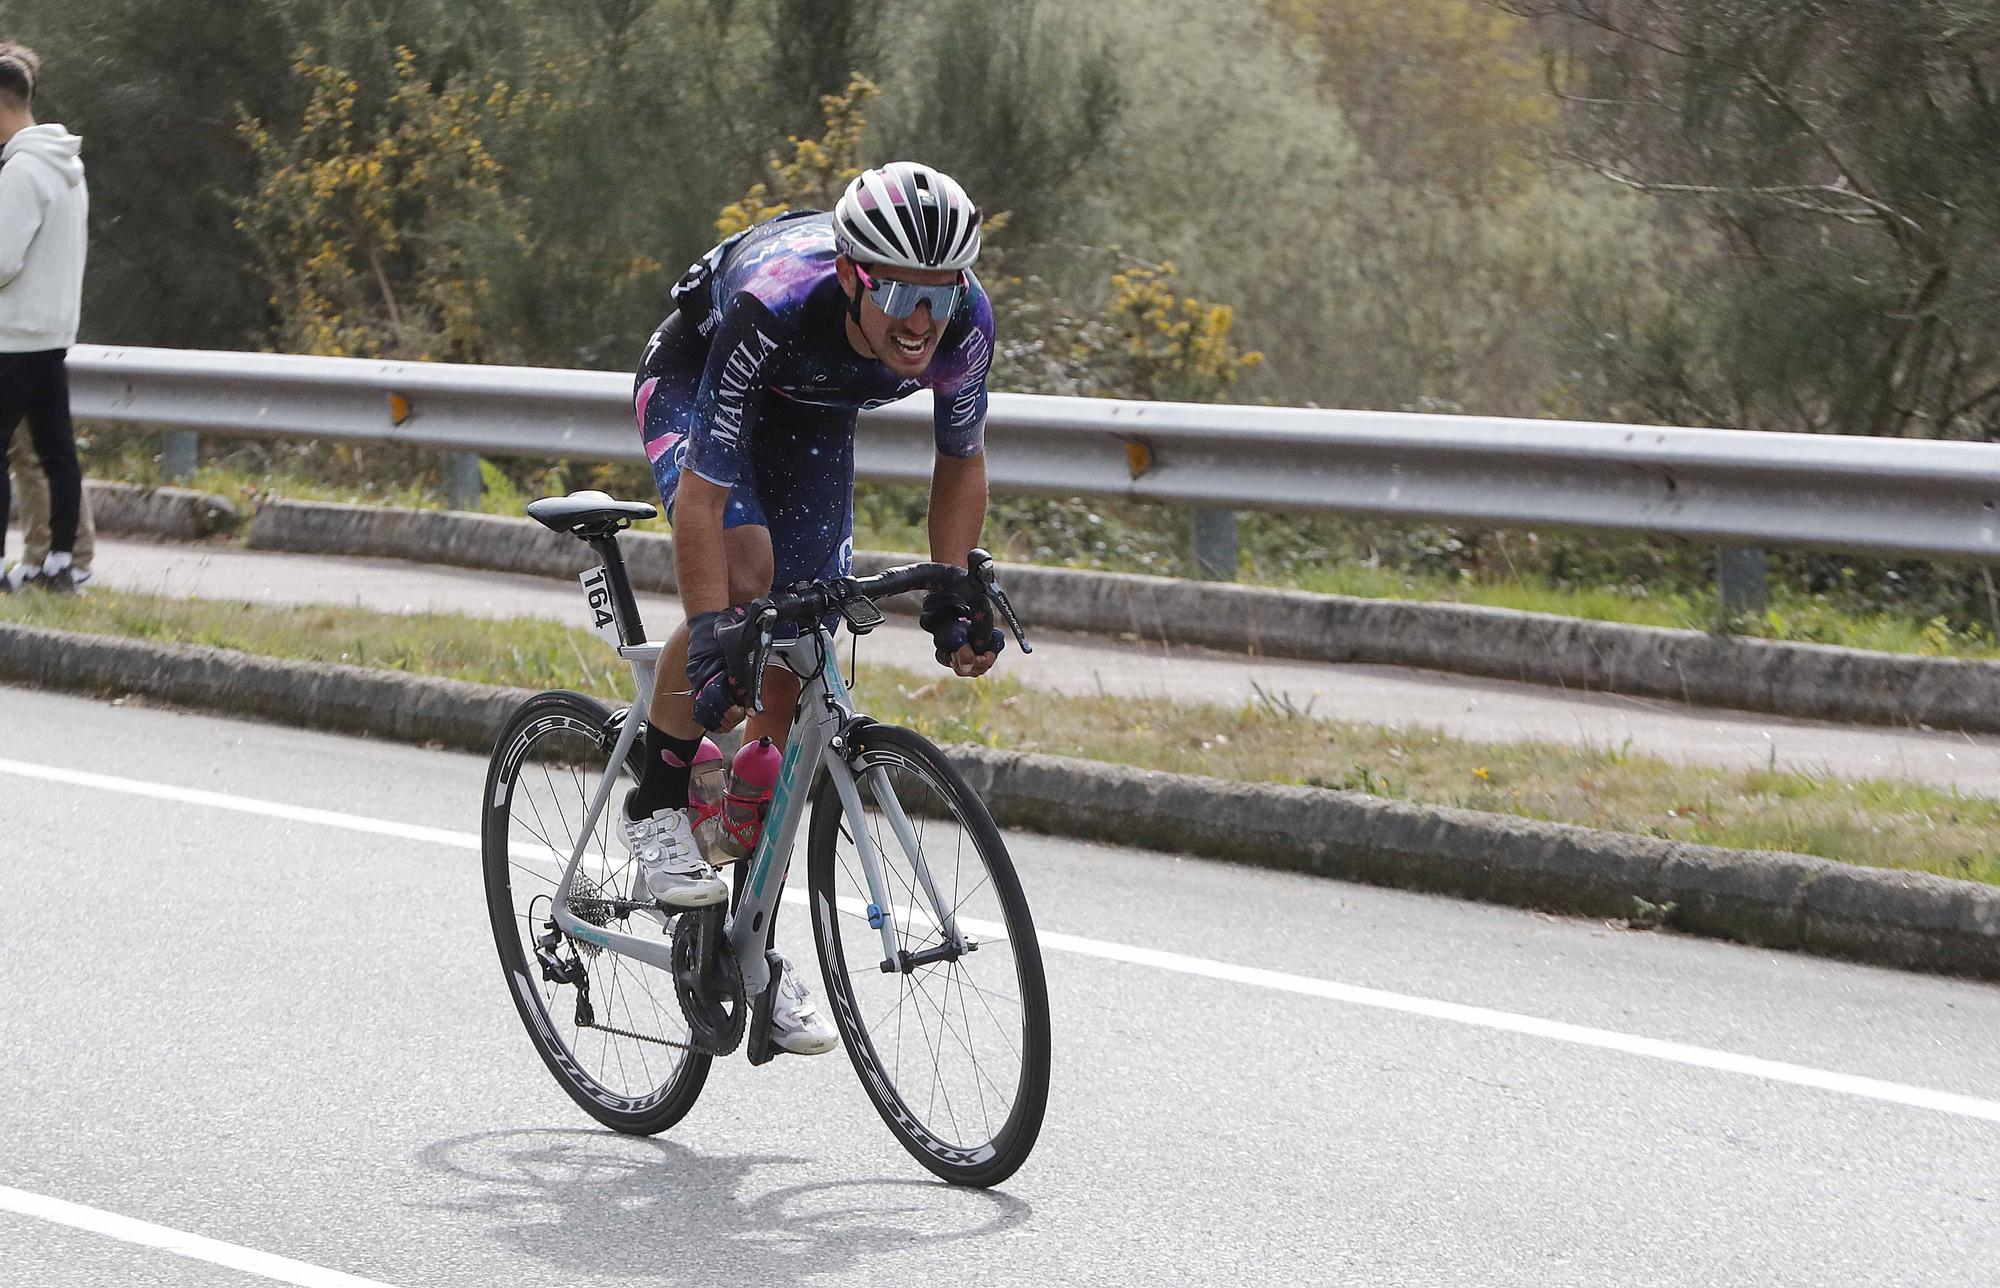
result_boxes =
[546,623,968,998]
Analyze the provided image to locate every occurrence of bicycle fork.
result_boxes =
[824,755,975,973]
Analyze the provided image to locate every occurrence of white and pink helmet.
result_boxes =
[832,162,983,271]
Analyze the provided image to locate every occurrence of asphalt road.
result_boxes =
[2,684,1998,1286]
[75,535,2000,797]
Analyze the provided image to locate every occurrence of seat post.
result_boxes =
[586,534,647,647]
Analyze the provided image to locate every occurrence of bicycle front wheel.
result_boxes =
[806,724,1050,1187]
[482,689,709,1135]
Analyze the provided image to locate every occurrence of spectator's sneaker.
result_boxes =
[767,952,839,1055]
[619,793,727,908]
[43,567,82,595]
[2,563,39,593]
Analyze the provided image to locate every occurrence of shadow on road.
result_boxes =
[416,1127,1032,1282]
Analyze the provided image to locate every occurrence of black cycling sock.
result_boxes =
[629,725,703,819]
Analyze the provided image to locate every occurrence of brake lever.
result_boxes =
[967,549,1032,655]
[714,601,779,715]
[747,610,777,713]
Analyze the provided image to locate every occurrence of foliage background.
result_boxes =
[8,0,2000,637]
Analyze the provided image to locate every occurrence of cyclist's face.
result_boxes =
[841,259,959,378]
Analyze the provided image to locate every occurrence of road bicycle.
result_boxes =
[481,491,1051,1187]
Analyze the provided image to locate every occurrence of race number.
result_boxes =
[577,566,622,646]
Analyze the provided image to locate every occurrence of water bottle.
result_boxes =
[686,738,726,861]
[716,736,783,861]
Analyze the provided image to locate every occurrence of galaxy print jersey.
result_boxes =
[660,210,994,488]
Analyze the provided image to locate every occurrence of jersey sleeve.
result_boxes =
[681,292,787,487]
[927,280,994,459]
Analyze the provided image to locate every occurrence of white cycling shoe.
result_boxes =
[769,953,840,1055]
[620,795,728,909]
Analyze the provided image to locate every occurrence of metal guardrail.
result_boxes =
[66,343,2000,563]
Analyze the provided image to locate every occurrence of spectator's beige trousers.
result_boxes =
[7,428,93,570]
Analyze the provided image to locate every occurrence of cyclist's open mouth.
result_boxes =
[890,332,933,360]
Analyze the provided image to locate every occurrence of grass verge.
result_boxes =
[7,586,1997,886]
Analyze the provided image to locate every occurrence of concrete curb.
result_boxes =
[82,480,240,542]
[5,620,1996,981]
[235,497,2000,735]
[0,621,529,750]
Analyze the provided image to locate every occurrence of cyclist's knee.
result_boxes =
[722,524,774,602]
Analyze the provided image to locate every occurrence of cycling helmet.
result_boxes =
[832,162,982,271]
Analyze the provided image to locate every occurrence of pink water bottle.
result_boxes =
[686,738,727,860]
[716,737,783,861]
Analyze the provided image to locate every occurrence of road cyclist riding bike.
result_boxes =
[626,162,1005,1057]
[483,162,1049,1184]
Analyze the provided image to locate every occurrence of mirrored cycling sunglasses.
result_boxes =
[854,264,966,321]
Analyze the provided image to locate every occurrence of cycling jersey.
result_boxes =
[634,210,993,587]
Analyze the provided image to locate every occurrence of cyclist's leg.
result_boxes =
[641,454,773,747]
[746,413,856,755]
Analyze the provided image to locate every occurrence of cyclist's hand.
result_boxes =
[920,589,1005,677]
[687,606,754,730]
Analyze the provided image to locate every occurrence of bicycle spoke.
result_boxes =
[954,964,997,1135]
[540,761,576,856]
[911,962,999,1089]
[509,859,558,887]
[904,964,961,1141]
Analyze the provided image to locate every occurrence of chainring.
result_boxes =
[670,908,747,1056]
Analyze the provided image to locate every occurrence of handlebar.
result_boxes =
[715,548,1032,715]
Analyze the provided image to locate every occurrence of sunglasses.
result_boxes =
[854,263,966,321]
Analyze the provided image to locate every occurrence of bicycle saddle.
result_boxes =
[526,491,657,537]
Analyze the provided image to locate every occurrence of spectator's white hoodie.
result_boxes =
[0,123,88,352]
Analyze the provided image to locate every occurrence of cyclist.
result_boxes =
[622,161,1006,1054]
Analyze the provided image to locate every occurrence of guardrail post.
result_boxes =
[160,430,198,481]
[444,451,484,512]
[1717,545,1768,618]
[1191,508,1239,581]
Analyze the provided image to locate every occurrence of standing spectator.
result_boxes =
[0,40,87,594]
[7,430,93,590]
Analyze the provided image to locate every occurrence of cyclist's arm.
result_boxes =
[928,279,994,465]
[673,474,732,619]
[926,284,993,570]
[928,450,987,570]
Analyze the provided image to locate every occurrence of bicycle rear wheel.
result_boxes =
[806,724,1050,1187]
[482,690,709,1134]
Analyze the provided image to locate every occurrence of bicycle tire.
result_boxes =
[482,689,709,1135]
[806,723,1050,1186]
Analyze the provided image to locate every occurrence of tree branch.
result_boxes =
[1736,61,1923,246]
[1571,157,1886,225]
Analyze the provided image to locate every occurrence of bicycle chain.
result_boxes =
[575,1018,710,1054]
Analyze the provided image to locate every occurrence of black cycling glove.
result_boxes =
[686,606,755,729]
[919,589,1006,668]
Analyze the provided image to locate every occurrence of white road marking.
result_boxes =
[0,1185,400,1287]
[0,757,477,851]
[5,755,1999,1128]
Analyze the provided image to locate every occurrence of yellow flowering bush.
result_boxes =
[235,47,527,362]
[1100,262,1263,403]
[716,74,879,237]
